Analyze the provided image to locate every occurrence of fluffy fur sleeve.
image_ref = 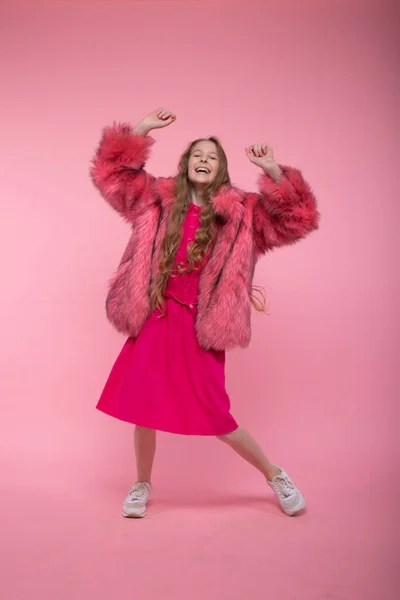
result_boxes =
[253,166,320,255]
[90,122,158,221]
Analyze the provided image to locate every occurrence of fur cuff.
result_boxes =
[257,166,309,213]
[97,122,155,169]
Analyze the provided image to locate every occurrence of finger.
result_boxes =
[160,115,175,127]
[262,144,268,155]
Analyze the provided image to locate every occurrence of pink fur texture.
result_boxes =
[90,123,320,350]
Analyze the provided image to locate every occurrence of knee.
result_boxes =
[217,427,240,444]
[135,425,156,437]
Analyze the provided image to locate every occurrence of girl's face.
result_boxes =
[188,141,220,187]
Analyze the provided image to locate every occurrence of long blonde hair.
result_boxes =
[150,137,267,314]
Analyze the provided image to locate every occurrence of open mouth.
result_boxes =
[195,167,210,174]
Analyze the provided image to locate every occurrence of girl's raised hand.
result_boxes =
[135,108,177,135]
[245,144,275,169]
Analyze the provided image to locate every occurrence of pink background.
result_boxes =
[1,1,398,598]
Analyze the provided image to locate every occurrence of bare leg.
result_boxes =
[217,427,280,481]
[134,425,156,483]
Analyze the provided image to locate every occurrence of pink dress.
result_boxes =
[96,202,238,436]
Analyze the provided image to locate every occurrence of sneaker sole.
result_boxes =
[122,508,147,518]
[283,495,306,516]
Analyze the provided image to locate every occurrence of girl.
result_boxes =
[90,108,319,519]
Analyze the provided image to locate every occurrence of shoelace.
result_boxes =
[271,475,295,500]
[128,483,150,502]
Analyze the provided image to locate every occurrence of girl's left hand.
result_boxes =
[245,144,282,180]
[245,144,275,169]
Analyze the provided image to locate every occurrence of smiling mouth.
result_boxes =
[195,167,210,174]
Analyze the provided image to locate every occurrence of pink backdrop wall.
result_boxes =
[1,1,398,598]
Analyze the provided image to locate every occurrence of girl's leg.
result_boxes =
[217,426,306,516]
[134,425,157,483]
[122,426,156,518]
[217,426,280,481]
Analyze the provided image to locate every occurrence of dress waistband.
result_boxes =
[164,291,198,310]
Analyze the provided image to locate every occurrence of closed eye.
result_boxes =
[193,155,217,160]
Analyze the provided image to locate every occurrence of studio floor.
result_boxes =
[2,456,396,600]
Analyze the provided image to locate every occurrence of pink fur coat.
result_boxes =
[90,123,319,350]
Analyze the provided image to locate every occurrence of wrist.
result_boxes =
[133,122,151,136]
[262,162,282,182]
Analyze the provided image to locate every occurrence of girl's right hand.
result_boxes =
[134,108,176,135]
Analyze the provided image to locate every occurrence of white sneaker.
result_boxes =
[267,466,306,516]
[122,482,152,518]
